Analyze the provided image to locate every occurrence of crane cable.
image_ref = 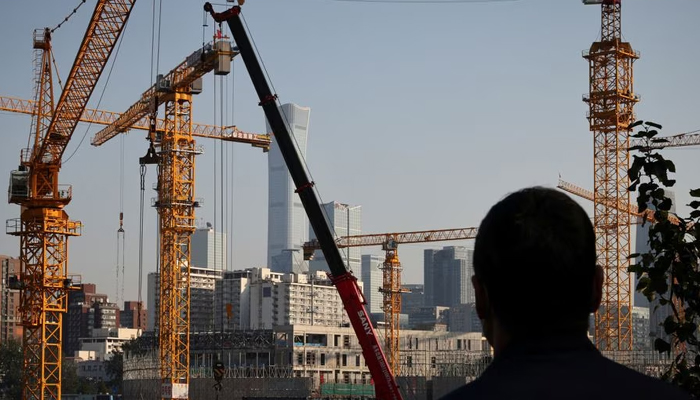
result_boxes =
[117,134,126,306]
[137,164,147,331]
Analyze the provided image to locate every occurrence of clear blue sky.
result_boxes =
[0,0,698,304]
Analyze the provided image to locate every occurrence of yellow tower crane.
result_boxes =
[0,95,270,149]
[583,0,640,351]
[5,2,136,399]
[302,227,479,376]
[89,38,267,399]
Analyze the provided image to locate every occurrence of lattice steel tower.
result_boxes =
[583,0,639,351]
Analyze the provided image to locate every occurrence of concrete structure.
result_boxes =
[192,223,227,271]
[309,202,362,275]
[79,327,141,361]
[214,269,253,331]
[120,301,147,330]
[267,103,311,273]
[424,246,474,308]
[360,254,383,314]
[632,306,651,352]
[248,268,358,329]
[148,267,222,333]
[90,300,120,336]
[0,256,21,343]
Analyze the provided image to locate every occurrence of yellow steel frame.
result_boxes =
[380,248,406,376]
[157,92,198,399]
[6,2,135,399]
[584,1,638,351]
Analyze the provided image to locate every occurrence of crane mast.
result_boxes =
[91,38,239,400]
[583,0,638,351]
[6,2,136,399]
[204,3,403,399]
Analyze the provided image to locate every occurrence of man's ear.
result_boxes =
[472,275,489,320]
[591,264,604,313]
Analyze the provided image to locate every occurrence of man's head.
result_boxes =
[472,187,602,345]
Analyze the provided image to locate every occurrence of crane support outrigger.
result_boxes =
[203,3,402,399]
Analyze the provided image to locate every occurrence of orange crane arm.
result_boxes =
[1,95,270,150]
[303,227,478,259]
[35,0,136,165]
[90,40,239,146]
[557,178,681,225]
[630,132,700,149]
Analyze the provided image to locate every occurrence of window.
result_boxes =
[407,356,413,368]
[320,354,326,366]
[296,352,303,365]
[431,357,436,369]
[343,335,350,348]
[342,354,347,367]
[355,355,360,367]
[306,352,316,365]
[457,339,462,350]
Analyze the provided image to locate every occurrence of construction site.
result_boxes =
[0,0,699,399]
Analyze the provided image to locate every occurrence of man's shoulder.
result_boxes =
[438,352,692,400]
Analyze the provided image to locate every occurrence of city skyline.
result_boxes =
[0,1,698,303]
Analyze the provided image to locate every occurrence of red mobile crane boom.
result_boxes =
[204,4,402,399]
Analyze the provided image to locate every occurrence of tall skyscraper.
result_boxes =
[267,103,311,273]
[361,254,384,314]
[424,246,474,308]
[192,223,227,270]
[309,202,362,275]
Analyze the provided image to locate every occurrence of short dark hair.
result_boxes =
[473,187,597,336]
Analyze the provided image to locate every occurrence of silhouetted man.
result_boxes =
[441,187,691,400]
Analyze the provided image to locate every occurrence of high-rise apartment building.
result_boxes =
[120,301,147,330]
[214,270,252,331]
[361,254,383,314]
[424,246,474,308]
[192,223,227,271]
[309,202,362,275]
[248,268,357,329]
[0,256,21,343]
[64,284,109,356]
[267,103,311,273]
[147,267,222,333]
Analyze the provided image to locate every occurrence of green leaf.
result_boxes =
[690,188,700,198]
[689,201,700,210]
[629,120,644,129]
[665,159,676,173]
[628,145,645,152]
[690,210,700,219]
[651,138,670,144]
[655,338,671,354]
[646,121,663,129]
